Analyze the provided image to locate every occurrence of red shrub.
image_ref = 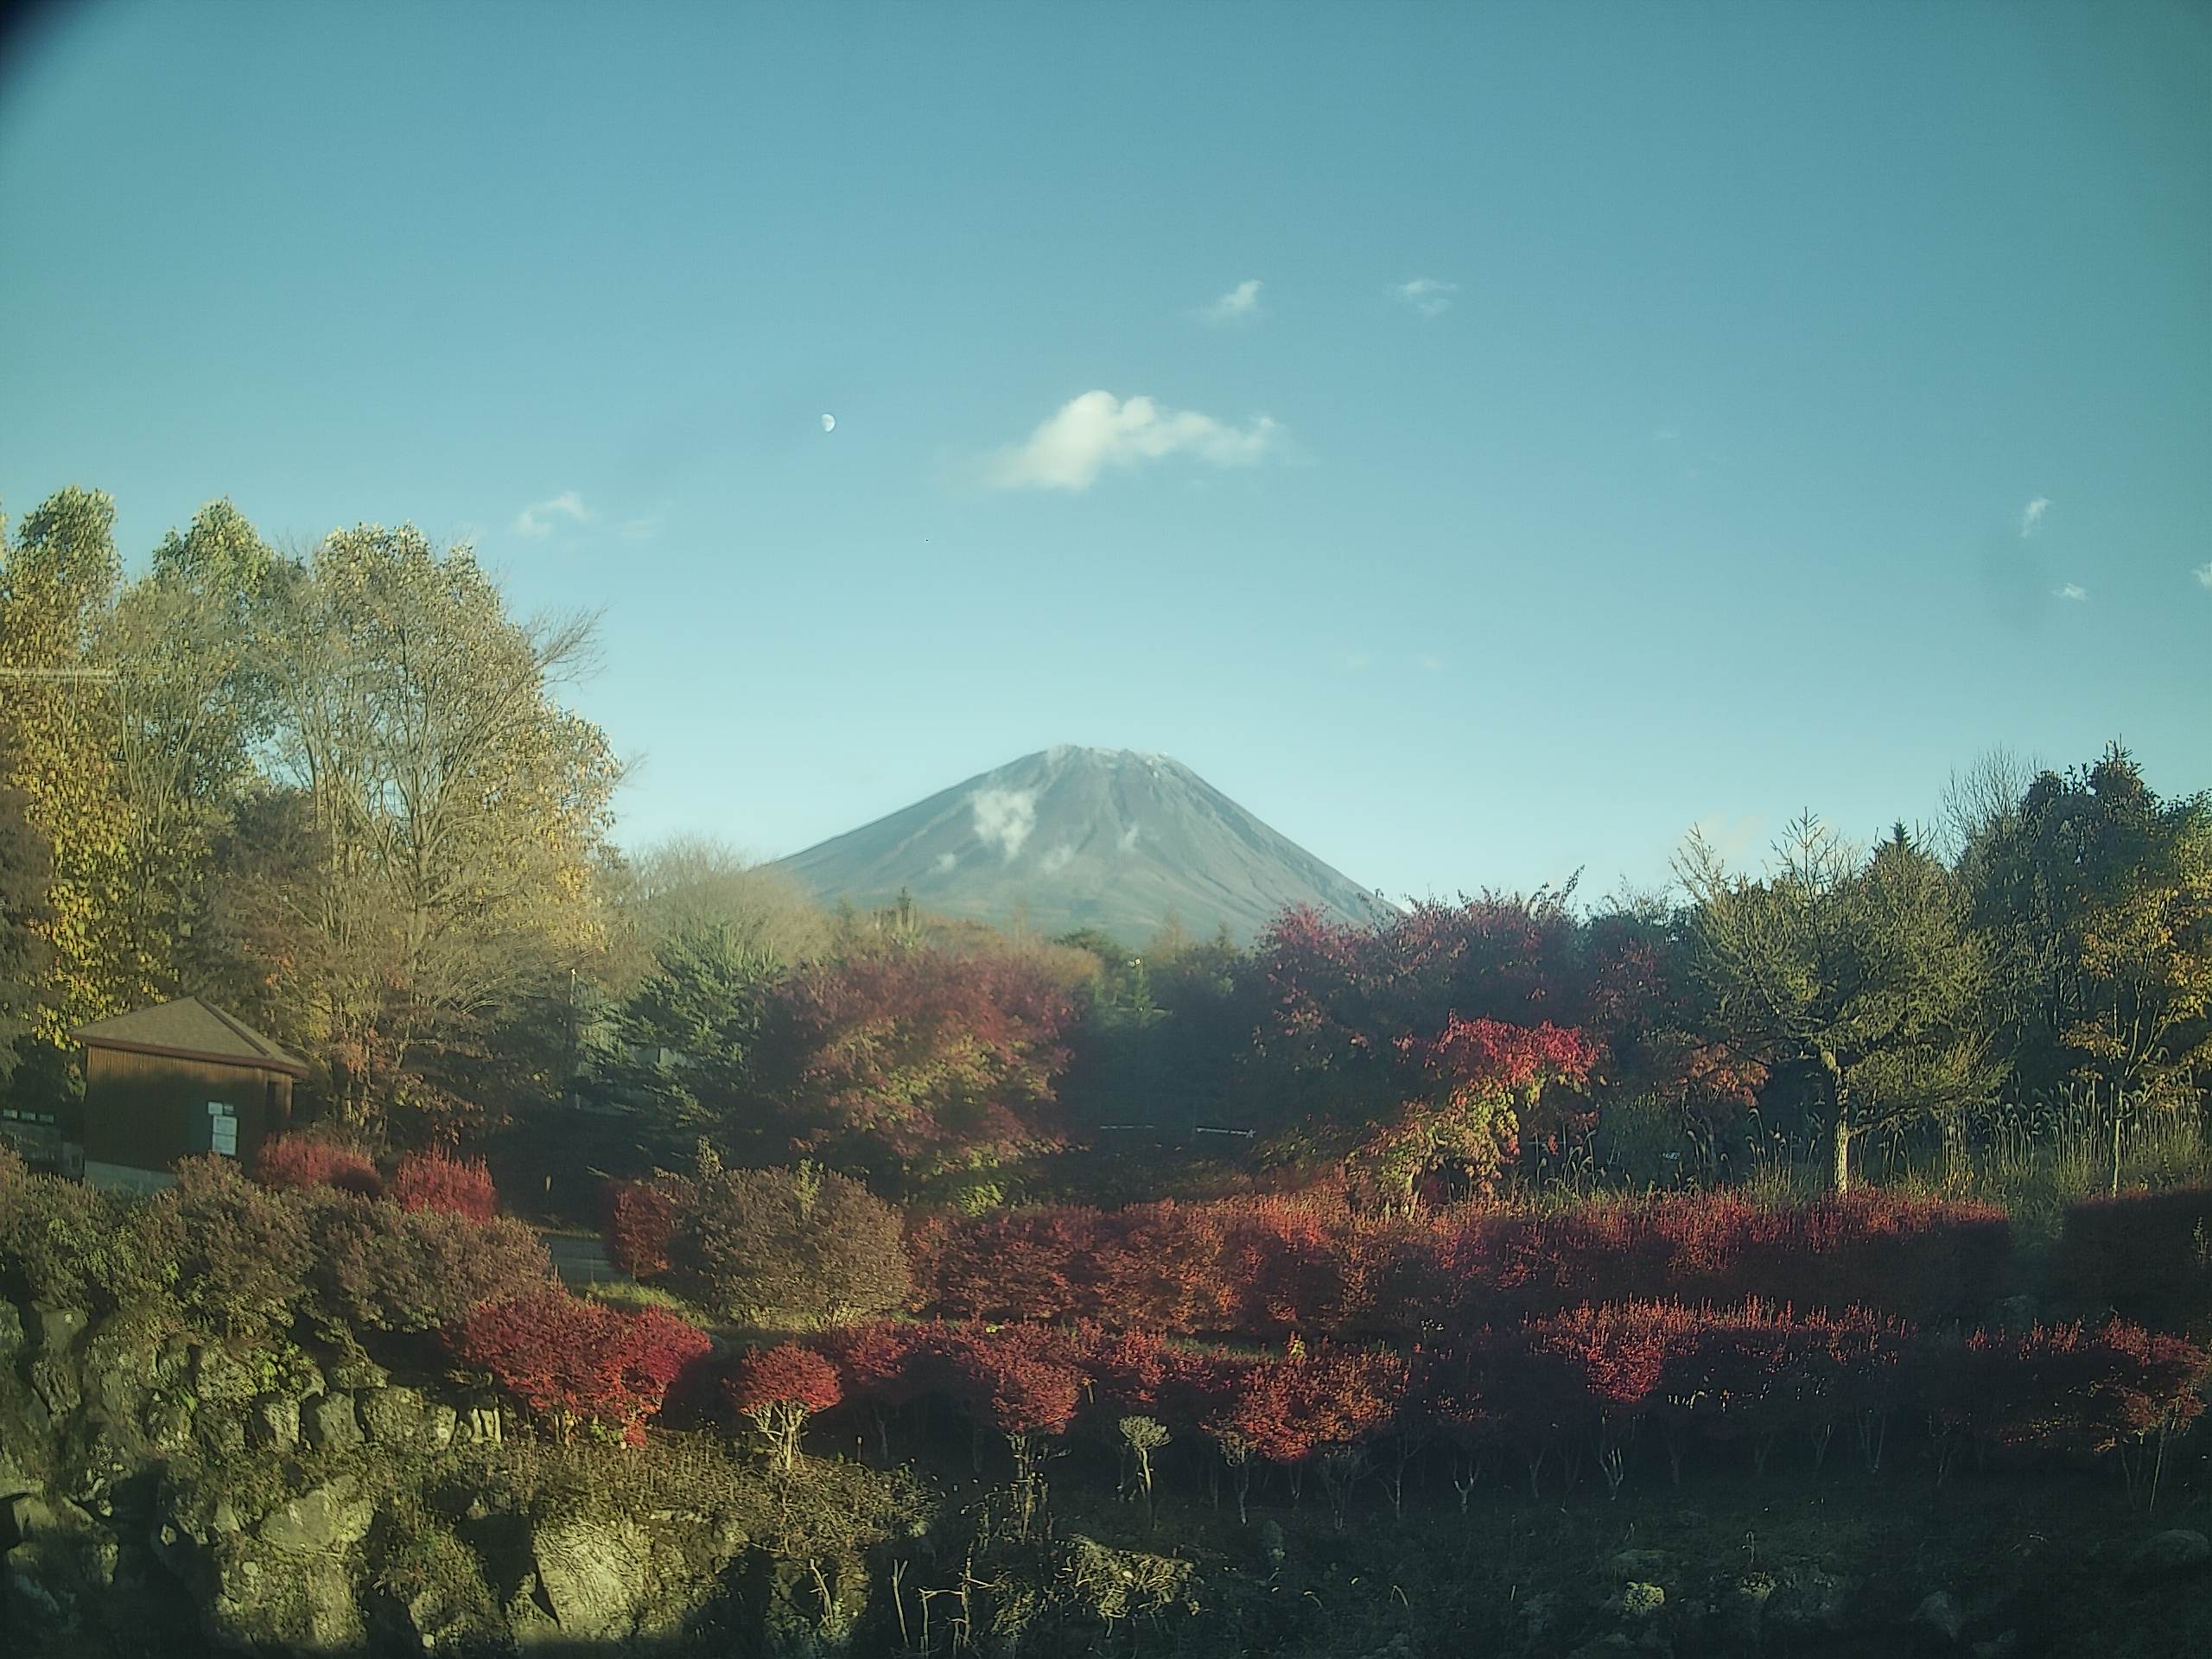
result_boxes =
[391,1148,498,1222]
[601,1177,683,1279]
[912,1188,2009,1338]
[450,1287,711,1444]
[729,1343,845,1415]
[255,1132,382,1198]
[1935,1318,2209,1458]
[728,1343,844,1471]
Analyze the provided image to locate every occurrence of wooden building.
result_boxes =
[71,998,308,1192]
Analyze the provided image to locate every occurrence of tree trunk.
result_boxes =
[1831,1116,1853,1195]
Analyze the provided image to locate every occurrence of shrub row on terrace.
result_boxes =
[909,1188,2012,1338]
[2059,1185,2212,1328]
[0,1147,552,1345]
[747,1306,2207,1507]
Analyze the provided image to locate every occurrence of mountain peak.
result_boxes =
[774,748,1389,944]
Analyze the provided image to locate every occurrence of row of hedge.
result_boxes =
[0,1149,554,1344]
[741,1306,2208,1497]
[2060,1185,2212,1326]
[906,1190,2014,1337]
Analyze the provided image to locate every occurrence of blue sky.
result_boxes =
[3,2,2207,906]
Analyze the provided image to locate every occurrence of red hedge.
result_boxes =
[800,1306,2204,1480]
[255,1133,383,1198]
[912,1189,2012,1338]
[450,1288,711,1444]
[391,1148,499,1222]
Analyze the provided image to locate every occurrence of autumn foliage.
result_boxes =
[450,1287,711,1444]
[791,1307,2204,1497]
[391,1147,499,1222]
[254,1132,383,1198]
[772,944,1074,1190]
[912,1188,2012,1338]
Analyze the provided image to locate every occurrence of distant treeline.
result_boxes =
[3,488,2207,1208]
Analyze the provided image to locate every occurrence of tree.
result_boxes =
[598,835,829,997]
[598,922,787,1155]
[1680,817,2000,1192]
[0,756,53,1084]
[0,488,152,1052]
[106,499,281,988]
[236,524,621,1139]
[1963,746,2212,1114]
[771,941,1073,1197]
[728,1344,843,1472]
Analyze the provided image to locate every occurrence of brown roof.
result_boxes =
[72,997,309,1078]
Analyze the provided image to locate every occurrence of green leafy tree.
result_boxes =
[0,488,152,1046]
[1963,745,2212,1113]
[1679,817,2001,1192]
[0,758,54,1084]
[598,923,787,1158]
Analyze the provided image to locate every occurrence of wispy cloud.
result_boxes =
[933,852,957,874]
[2020,497,2050,538]
[1200,279,1263,325]
[513,491,589,538]
[1394,276,1459,318]
[2054,582,2088,601]
[1039,844,1076,876]
[1117,823,1141,855]
[2194,561,2212,592]
[983,391,1281,493]
[1689,812,1766,863]
[616,515,660,543]
[1342,650,1372,672]
[1417,653,1442,674]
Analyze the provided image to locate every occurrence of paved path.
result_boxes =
[542,1232,621,1287]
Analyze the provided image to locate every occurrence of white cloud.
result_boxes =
[1039,844,1076,876]
[616,516,660,543]
[1201,279,1263,324]
[983,391,1280,493]
[1418,653,1442,673]
[1343,650,1372,671]
[1395,276,1459,318]
[2020,497,2050,538]
[2054,582,2088,601]
[1117,823,1141,855]
[513,491,589,538]
[969,787,1038,861]
[2194,561,2212,591]
[933,852,957,874]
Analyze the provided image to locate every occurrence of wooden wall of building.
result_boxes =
[81,1049,294,1173]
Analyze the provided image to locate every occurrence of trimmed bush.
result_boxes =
[451,1287,712,1443]
[156,1155,315,1338]
[391,1148,499,1222]
[305,1189,556,1334]
[255,1131,384,1198]
[0,1162,179,1313]
[726,1343,843,1471]
[912,1188,2012,1338]
[670,1162,910,1325]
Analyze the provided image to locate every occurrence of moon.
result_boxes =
[820,413,836,433]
